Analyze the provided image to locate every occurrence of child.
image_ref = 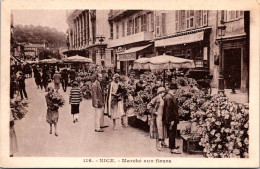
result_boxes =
[69,81,82,123]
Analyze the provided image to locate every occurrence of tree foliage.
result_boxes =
[13,25,67,48]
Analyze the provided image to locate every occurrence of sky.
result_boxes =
[12,10,68,33]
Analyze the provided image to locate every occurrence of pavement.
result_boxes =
[14,78,203,157]
[211,88,249,104]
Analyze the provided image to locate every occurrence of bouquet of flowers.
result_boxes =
[192,93,249,158]
[10,99,29,120]
[49,91,65,110]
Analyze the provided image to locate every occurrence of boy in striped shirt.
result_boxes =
[69,81,82,123]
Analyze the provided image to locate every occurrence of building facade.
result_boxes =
[108,10,155,75]
[153,10,248,93]
[214,10,249,93]
[66,9,249,93]
[66,10,113,67]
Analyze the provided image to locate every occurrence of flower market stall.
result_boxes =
[127,55,195,127]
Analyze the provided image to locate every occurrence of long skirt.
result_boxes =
[10,126,18,155]
[156,114,168,139]
[149,114,158,139]
[110,102,121,119]
[46,109,59,124]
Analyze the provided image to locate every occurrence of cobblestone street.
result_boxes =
[14,78,202,157]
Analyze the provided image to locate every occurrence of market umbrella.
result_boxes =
[62,55,93,63]
[133,57,151,69]
[149,54,195,70]
[133,54,195,86]
[39,58,60,64]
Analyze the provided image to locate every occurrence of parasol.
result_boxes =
[133,54,195,86]
[62,55,93,63]
[39,58,60,64]
[133,54,195,70]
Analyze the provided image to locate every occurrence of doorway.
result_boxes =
[223,48,241,89]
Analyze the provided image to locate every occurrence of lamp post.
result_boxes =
[96,35,105,64]
[217,19,226,93]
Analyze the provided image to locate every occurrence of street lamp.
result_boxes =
[217,20,226,93]
[96,35,105,60]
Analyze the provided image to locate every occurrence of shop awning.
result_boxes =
[118,44,152,61]
[155,31,204,47]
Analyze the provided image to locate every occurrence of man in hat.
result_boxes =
[163,83,181,154]
[92,73,108,132]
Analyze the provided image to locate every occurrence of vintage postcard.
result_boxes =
[0,0,259,168]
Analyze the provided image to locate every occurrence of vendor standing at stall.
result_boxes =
[163,83,181,154]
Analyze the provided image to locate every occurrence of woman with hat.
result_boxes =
[45,87,59,136]
[69,81,82,123]
[107,73,121,130]
[147,87,168,151]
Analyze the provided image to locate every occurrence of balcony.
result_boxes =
[108,10,141,22]
[108,31,153,48]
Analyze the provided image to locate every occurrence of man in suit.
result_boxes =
[92,73,108,132]
[163,83,181,154]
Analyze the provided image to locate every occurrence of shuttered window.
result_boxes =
[122,22,125,37]
[150,11,154,31]
[161,13,166,35]
[134,17,139,33]
[116,24,119,39]
[175,11,179,32]
[202,10,208,26]
[155,15,160,36]
[141,14,147,32]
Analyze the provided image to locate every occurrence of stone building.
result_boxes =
[65,10,113,67]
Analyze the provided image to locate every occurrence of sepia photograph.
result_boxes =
[1,0,259,168]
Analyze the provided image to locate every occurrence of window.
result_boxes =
[116,24,119,39]
[150,12,154,31]
[130,19,134,34]
[161,13,166,35]
[122,22,125,37]
[134,17,140,33]
[197,10,203,27]
[186,10,195,29]
[127,19,134,36]
[110,23,113,39]
[141,14,147,32]
[202,10,207,26]
[175,11,179,32]
[180,10,186,30]
[155,15,160,36]
[227,10,244,21]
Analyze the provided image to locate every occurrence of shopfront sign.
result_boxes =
[116,47,126,53]
[119,52,136,61]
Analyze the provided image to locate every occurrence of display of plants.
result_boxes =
[10,99,29,120]
[191,93,249,158]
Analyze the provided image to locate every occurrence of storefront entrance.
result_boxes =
[224,48,241,89]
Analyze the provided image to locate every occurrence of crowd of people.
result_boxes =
[10,62,184,155]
